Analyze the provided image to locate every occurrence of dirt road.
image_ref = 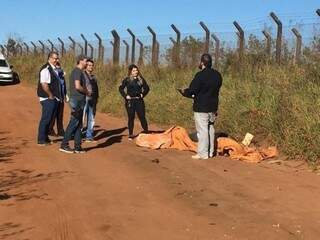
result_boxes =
[0,84,320,240]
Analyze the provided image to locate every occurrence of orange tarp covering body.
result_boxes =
[217,137,278,163]
[135,126,278,163]
[136,126,197,152]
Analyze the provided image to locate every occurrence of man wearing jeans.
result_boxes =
[60,55,90,153]
[83,59,99,142]
[179,53,222,159]
[37,52,61,146]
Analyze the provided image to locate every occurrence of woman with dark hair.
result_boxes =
[119,64,150,140]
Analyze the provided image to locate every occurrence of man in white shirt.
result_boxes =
[37,52,61,145]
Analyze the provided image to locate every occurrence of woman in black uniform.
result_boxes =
[119,64,150,140]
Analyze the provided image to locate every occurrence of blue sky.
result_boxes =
[1,0,319,44]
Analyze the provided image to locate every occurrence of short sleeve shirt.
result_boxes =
[69,67,86,101]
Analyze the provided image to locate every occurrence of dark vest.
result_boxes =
[37,63,61,99]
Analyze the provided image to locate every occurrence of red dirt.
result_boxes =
[0,84,320,240]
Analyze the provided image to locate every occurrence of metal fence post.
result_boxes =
[68,36,76,55]
[78,43,84,55]
[147,26,158,66]
[0,45,5,55]
[123,40,130,66]
[171,24,181,67]
[16,43,23,56]
[156,41,160,66]
[31,41,37,55]
[111,29,120,66]
[57,37,65,56]
[127,29,136,64]
[94,33,104,62]
[88,43,94,59]
[137,38,144,66]
[23,42,29,55]
[233,21,245,63]
[211,33,220,68]
[169,37,177,65]
[38,40,45,56]
[47,39,57,52]
[262,30,272,58]
[80,33,88,56]
[292,28,302,64]
[199,21,210,53]
[270,12,282,64]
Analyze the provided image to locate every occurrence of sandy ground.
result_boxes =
[0,83,320,240]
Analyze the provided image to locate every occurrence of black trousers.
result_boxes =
[49,101,65,136]
[125,99,148,136]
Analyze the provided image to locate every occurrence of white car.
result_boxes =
[0,54,13,83]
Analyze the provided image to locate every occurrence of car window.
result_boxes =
[0,59,8,67]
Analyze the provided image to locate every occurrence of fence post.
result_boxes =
[57,37,65,56]
[169,37,177,65]
[94,33,104,62]
[80,33,88,56]
[270,12,282,64]
[47,39,57,52]
[23,42,29,55]
[16,43,23,56]
[111,29,120,66]
[1,45,7,57]
[88,43,94,59]
[170,24,181,67]
[122,40,130,66]
[199,21,210,53]
[68,36,76,55]
[262,30,272,58]
[233,21,245,63]
[137,39,144,66]
[316,9,320,16]
[47,39,53,52]
[147,26,158,66]
[127,29,135,64]
[38,40,45,56]
[0,45,5,55]
[156,41,160,66]
[78,43,84,55]
[211,33,220,68]
[31,41,37,55]
[291,28,302,64]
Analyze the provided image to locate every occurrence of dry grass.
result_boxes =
[8,51,320,165]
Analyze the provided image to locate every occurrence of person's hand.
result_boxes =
[177,88,184,95]
[48,95,55,100]
[87,90,92,97]
[126,95,131,100]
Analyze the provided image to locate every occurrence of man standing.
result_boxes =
[60,55,90,153]
[179,53,222,159]
[83,59,99,142]
[37,51,61,146]
[49,60,67,137]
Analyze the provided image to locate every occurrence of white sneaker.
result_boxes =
[192,154,208,160]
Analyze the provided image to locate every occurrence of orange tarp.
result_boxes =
[135,126,278,163]
[136,126,197,152]
[217,137,278,163]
